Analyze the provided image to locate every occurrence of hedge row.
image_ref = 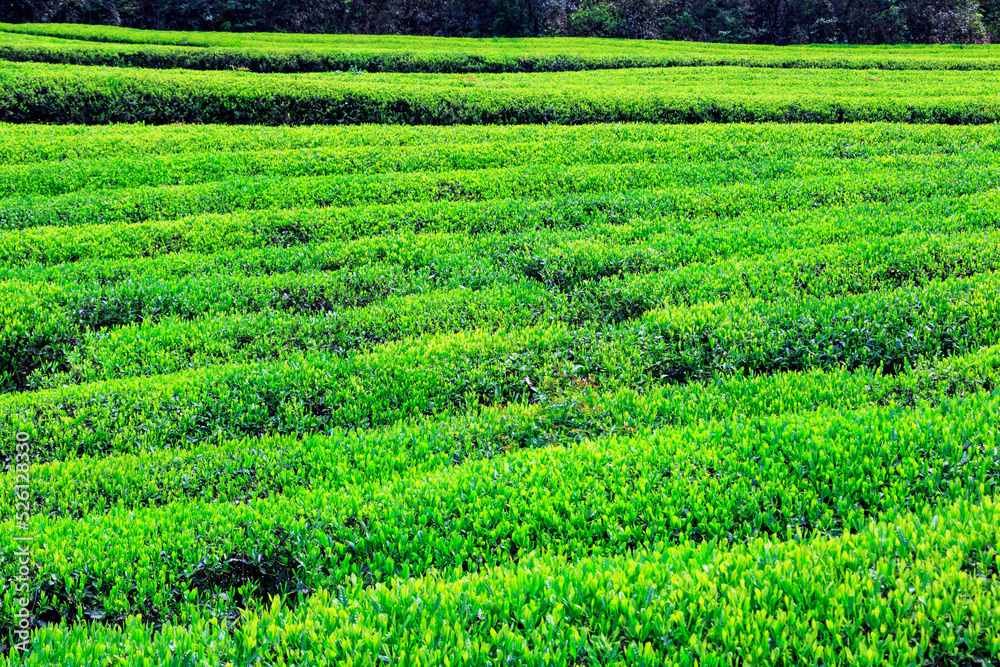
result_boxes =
[2,121,996,166]
[2,178,996,271]
[4,153,995,393]
[4,154,986,231]
[1,391,619,522]
[2,394,997,631]
[15,495,998,666]
[4,119,1000,663]
[11,225,1000,391]
[3,344,997,521]
[4,24,1000,72]
[4,61,1000,125]
[4,270,1000,460]
[9,133,991,199]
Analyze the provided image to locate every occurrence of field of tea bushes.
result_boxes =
[6,23,1000,73]
[1,28,999,667]
[8,60,1000,125]
[7,24,1000,127]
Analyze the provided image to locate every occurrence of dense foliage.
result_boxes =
[0,26,999,666]
[5,24,1000,72]
[5,60,1000,124]
[1,0,997,43]
[1,120,999,664]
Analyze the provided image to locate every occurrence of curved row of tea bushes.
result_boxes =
[3,122,996,167]
[4,346,998,521]
[0,138,935,200]
[0,260,519,392]
[17,495,997,667]
[2,395,997,630]
[3,182,997,270]
[26,285,557,389]
[4,202,991,319]
[14,226,1000,391]
[4,61,1000,125]
[5,183,997,392]
[0,392,625,521]
[5,271,1000,460]
[3,120,1000,664]
[5,25,1000,73]
[3,154,985,231]
[4,122,999,199]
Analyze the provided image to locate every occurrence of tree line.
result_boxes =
[2,0,996,43]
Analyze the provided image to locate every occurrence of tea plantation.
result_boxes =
[0,26,999,667]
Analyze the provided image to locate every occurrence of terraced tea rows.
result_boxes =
[6,60,1000,125]
[5,24,1000,73]
[1,119,998,665]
